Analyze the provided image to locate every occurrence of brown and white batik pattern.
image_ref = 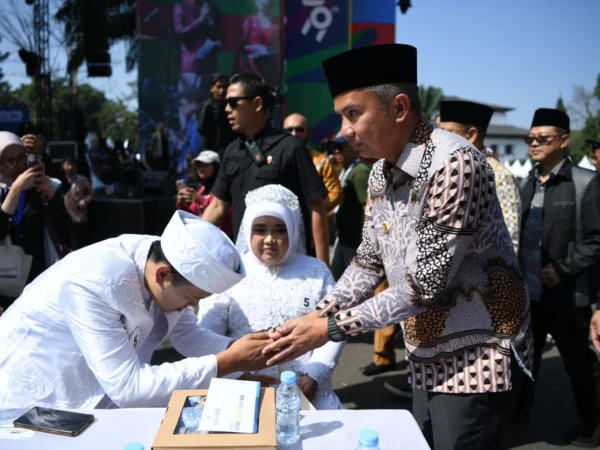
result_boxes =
[486,156,521,254]
[315,117,533,393]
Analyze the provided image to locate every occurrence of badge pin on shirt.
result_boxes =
[382,221,390,234]
[267,155,273,165]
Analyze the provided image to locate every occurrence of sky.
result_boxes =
[2,0,599,130]
[0,0,136,108]
[395,0,600,129]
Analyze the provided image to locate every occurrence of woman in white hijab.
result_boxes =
[0,131,68,309]
[198,185,344,409]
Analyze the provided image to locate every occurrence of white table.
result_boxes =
[0,408,430,450]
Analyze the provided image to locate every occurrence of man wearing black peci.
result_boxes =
[515,108,600,447]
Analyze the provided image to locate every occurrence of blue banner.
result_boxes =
[285,0,350,143]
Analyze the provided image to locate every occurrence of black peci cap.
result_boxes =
[439,100,494,129]
[322,44,417,99]
[531,108,570,133]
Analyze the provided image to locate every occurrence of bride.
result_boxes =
[197,185,344,409]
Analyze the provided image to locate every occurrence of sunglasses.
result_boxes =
[226,96,254,108]
[284,127,306,134]
[0,153,26,168]
[524,135,563,145]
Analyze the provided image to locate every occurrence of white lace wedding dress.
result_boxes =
[197,252,344,410]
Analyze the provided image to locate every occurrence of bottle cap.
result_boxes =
[359,429,379,447]
[123,443,144,450]
[280,371,297,385]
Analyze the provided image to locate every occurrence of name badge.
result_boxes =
[129,328,141,348]
[300,297,311,315]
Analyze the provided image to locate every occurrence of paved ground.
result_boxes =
[153,331,594,449]
[331,332,589,450]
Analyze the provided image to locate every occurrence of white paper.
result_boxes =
[0,425,36,440]
[199,378,260,433]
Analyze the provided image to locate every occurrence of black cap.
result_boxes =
[439,100,494,129]
[531,108,570,133]
[586,139,600,150]
[322,44,417,99]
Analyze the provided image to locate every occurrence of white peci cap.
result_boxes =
[160,211,245,293]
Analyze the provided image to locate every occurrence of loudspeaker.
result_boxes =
[80,0,112,77]
[58,109,85,142]
[47,141,81,162]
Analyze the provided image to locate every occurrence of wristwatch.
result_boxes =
[327,315,347,342]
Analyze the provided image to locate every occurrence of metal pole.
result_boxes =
[33,0,52,138]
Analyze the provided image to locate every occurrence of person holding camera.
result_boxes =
[0,131,69,309]
[176,150,232,238]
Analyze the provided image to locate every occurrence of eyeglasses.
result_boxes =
[0,153,26,168]
[524,135,563,145]
[284,127,306,134]
[225,96,254,108]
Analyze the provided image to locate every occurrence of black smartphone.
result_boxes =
[13,406,95,437]
[26,152,43,169]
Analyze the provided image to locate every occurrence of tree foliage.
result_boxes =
[55,0,137,74]
[555,95,566,113]
[568,77,600,162]
[3,77,137,140]
[419,85,444,122]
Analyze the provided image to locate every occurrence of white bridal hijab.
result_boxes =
[236,184,306,263]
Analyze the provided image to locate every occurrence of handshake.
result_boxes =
[215,311,330,379]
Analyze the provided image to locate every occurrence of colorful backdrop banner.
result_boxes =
[137,1,396,161]
[138,0,283,175]
[352,0,396,49]
[284,0,350,145]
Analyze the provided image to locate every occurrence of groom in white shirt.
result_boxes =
[0,211,274,411]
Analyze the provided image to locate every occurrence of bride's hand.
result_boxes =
[297,375,318,401]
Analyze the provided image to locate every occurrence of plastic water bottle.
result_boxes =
[355,429,380,449]
[123,443,144,450]
[276,371,301,444]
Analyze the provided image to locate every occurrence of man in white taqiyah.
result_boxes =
[0,211,274,411]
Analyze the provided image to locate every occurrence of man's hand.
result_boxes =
[540,264,561,287]
[590,311,600,353]
[202,197,230,226]
[216,332,273,376]
[297,375,318,402]
[20,134,44,153]
[237,373,278,387]
[262,311,329,366]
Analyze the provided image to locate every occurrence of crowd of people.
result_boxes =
[0,43,599,450]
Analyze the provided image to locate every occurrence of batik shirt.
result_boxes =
[486,156,521,254]
[316,118,533,394]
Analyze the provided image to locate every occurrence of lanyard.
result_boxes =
[2,188,26,226]
[341,159,360,187]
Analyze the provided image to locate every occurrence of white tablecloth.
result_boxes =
[0,408,430,449]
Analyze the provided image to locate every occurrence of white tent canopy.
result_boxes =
[508,159,528,178]
[578,156,596,171]
[505,156,598,178]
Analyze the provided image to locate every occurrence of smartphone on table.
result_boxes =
[13,406,95,437]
